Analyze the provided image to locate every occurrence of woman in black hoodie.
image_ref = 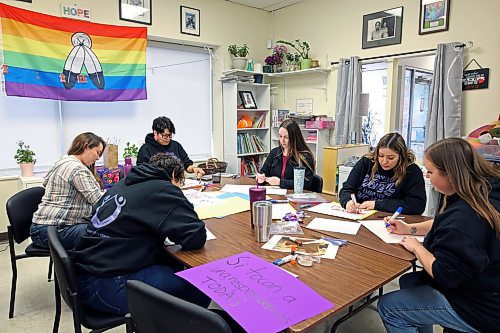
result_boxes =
[378,138,500,333]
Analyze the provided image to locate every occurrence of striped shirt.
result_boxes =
[33,155,103,226]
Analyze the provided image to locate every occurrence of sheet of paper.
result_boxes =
[182,178,202,189]
[220,184,287,195]
[306,202,377,220]
[271,203,296,220]
[306,217,361,235]
[176,252,334,333]
[194,196,250,220]
[183,189,223,208]
[261,234,338,259]
[360,220,425,244]
[206,228,216,240]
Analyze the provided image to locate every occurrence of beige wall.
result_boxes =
[2,0,271,158]
[272,0,500,135]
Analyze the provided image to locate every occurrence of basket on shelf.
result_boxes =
[197,158,228,175]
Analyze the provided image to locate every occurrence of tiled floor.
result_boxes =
[0,240,442,333]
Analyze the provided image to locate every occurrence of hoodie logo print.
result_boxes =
[91,194,126,228]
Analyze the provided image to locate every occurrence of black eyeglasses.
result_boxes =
[158,132,173,139]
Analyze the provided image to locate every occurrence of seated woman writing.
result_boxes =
[30,132,106,249]
[338,132,426,215]
[256,119,315,190]
[378,137,500,333]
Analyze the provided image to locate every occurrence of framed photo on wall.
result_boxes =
[119,0,152,25]
[362,6,403,49]
[239,91,257,109]
[180,6,200,36]
[419,0,450,35]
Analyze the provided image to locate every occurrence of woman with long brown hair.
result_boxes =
[378,137,500,333]
[30,132,106,249]
[339,132,426,214]
[256,119,315,190]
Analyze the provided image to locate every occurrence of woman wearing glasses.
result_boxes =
[137,116,205,178]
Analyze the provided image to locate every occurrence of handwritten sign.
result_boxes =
[176,252,333,333]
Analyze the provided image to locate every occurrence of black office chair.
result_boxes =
[47,226,133,333]
[127,280,232,333]
[6,186,52,319]
[310,174,323,193]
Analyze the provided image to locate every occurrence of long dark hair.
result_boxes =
[280,119,315,172]
[67,132,106,175]
[366,132,415,186]
[425,138,500,234]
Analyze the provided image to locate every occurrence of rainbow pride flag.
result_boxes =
[0,3,147,102]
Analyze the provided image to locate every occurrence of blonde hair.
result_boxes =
[425,138,500,234]
[366,132,415,186]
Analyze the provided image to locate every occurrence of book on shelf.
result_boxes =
[240,156,262,176]
[251,112,266,128]
[272,109,290,127]
[237,133,267,155]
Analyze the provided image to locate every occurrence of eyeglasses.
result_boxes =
[158,131,174,139]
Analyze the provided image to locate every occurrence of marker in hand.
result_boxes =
[385,207,403,228]
[350,193,359,212]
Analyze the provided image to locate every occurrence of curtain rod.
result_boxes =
[330,43,467,65]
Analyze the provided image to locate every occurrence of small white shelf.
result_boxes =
[237,127,269,131]
[305,141,318,145]
[266,67,331,77]
[237,151,270,157]
[237,108,269,112]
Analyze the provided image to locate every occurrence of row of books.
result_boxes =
[251,113,266,128]
[240,156,262,176]
[237,133,266,155]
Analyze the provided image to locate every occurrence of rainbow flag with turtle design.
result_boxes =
[0,3,147,101]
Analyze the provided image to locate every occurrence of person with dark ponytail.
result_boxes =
[30,132,106,249]
[378,137,500,333]
[256,119,315,190]
[339,132,426,215]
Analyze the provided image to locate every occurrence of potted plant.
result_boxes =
[123,142,139,165]
[14,140,36,177]
[276,39,311,69]
[228,44,249,70]
[285,53,301,72]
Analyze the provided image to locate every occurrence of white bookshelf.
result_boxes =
[270,126,331,177]
[222,81,271,175]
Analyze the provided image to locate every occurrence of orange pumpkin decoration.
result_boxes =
[237,114,253,128]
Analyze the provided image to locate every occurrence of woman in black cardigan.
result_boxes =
[256,119,315,190]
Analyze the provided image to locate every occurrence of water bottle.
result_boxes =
[247,59,254,72]
[123,157,133,177]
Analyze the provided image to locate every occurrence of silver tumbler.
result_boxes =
[252,201,272,242]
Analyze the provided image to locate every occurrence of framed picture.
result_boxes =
[119,0,152,26]
[180,6,200,36]
[239,91,257,109]
[15,0,32,2]
[362,7,403,49]
[419,0,450,35]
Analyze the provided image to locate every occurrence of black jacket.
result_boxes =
[259,147,315,190]
[137,133,193,169]
[72,163,206,276]
[422,178,500,333]
[338,157,426,214]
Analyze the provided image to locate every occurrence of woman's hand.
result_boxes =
[385,217,410,235]
[400,237,422,253]
[359,200,375,210]
[192,167,205,178]
[256,173,266,184]
[345,200,359,213]
[265,176,280,186]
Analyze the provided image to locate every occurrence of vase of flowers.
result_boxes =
[228,44,249,70]
[264,44,287,73]
[14,140,36,177]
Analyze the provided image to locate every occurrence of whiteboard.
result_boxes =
[0,44,212,172]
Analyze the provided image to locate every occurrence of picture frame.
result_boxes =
[419,0,450,35]
[180,6,200,36]
[239,91,257,109]
[119,0,152,26]
[362,7,403,49]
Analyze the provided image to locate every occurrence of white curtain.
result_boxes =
[424,42,464,148]
[334,57,362,145]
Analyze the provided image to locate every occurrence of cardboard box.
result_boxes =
[305,120,335,129]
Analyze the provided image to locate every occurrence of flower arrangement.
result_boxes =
[14,140,36,164]
[265,44,288,66]
[123,142,139,159]
[228,44,249,58]
[276,39,310,59]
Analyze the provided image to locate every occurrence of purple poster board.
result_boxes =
[176,252,334,333]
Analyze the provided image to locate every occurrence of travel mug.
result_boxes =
[294,167,306,194]
[252,201,272,242]
[249,187,266,228]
